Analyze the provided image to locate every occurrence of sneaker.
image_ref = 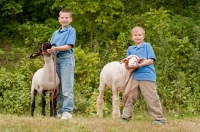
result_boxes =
[153,120,165,125]
[120,118,131,122]
[61,112,72,120]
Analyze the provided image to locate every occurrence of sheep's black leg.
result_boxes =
[53,93,57,117]
[50,93,53,117]
[50,92,57,117]
[31,89,37,117]
[41,91,46,116]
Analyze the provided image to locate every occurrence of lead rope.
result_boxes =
[51,54,57,115]
[123,74,134,107]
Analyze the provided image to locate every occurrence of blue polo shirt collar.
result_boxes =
[133,42,145,49]
[58,25,71,32]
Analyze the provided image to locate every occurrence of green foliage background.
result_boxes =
[0,0,200,118]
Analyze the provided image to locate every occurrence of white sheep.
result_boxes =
[96,55,146,118]
[30,42,60,117]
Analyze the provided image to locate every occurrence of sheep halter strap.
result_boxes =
[51,54,57,114]
[128,55,139,62]
[123,74,134,107]
[41,44,49,55]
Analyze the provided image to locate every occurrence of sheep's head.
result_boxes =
[121,55,139,68]
[121,55,147,70]
[126,55,139,67]
[30,42,56,58]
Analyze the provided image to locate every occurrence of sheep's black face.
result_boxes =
[40,42,52,53]
[30,42,57,58]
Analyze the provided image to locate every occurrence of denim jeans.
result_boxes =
[56,53,75,114]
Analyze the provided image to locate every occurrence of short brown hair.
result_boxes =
[131,26,145,37]
[59,9,72,17]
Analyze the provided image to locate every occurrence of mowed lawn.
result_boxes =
[0,114,200,132]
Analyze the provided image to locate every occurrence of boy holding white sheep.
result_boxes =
[121,26,166,125]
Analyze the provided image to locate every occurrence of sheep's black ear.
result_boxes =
[51,43,56,46]
[30,53,40,58]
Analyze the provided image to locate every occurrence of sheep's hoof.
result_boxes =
[97,112,103,117]
[112,111,120,119]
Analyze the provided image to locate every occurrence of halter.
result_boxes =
[127,55,139,62]
[41,44,50,55]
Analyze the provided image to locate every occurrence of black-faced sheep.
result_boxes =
[30,42,60,117]
[96,55,146,118]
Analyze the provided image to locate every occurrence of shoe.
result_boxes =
[153,120,165,125]
[120,118,130,122]
[61,112,72,120]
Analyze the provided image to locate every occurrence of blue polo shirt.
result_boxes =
[127,42,156,82]
[50,25,76,54]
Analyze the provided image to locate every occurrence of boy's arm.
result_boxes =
[134,58,154,68]
[47,44,72,54]
[52,44,72,51]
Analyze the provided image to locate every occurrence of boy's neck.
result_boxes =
[135,42,143,46]
[61,25,70,30]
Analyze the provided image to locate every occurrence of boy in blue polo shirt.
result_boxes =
[47,8,76,120]
[121,26,166,125]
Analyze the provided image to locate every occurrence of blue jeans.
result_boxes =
[56,53,75,114]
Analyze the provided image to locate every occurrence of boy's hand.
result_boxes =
[47,46,56,54]
[133,61,139,69]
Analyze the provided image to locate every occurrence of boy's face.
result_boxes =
[58,12,72,28]
[132,31,145,45]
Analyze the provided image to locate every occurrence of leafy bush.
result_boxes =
[73,46,100,114]
[17,20,59,48]
[0,47,44,115]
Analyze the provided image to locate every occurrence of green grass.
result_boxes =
[0,114,200,132]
